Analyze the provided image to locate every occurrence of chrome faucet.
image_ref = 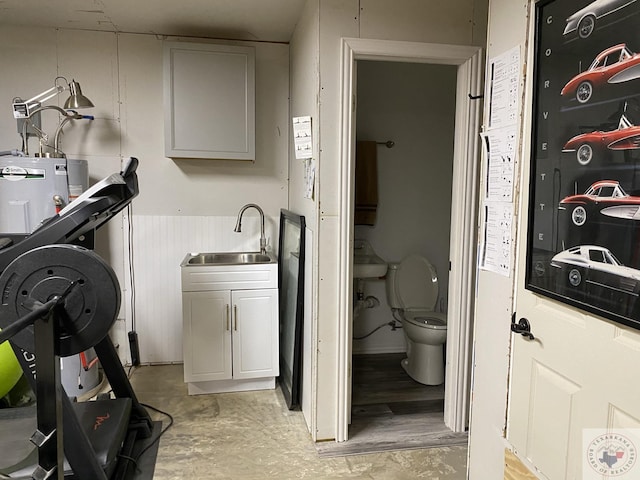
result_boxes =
[234,203,267,254]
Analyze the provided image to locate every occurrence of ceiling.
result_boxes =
[0,0,308,43]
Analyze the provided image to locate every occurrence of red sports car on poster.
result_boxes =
[559,180,640,226]
[560,44,640,104]
[562,114,640,165]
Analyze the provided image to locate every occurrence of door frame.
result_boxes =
[336,38,484,441]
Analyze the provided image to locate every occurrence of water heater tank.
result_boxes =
[0,156,88,234]
[0,156,98,397]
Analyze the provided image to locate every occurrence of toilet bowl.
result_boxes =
[386,254,447,385]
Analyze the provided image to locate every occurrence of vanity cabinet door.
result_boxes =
[182,290,232,382]
[231,289,279,379]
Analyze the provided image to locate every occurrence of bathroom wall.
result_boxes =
[0,26,289,363]
[353,61,458,354]
[288,0,488,441]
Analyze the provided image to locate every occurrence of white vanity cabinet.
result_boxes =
[181,258,279,395]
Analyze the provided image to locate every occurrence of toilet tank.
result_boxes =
[385,264,402,308]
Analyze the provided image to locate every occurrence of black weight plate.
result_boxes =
[0,244,120,356]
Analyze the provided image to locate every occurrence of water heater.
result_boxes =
[0,156,88,234]
[0,155,99,397]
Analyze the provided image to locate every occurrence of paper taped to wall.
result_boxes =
[293,116,313,159]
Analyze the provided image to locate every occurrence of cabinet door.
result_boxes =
[164,42,255,160]
[231,289,279,379]
[182,291,232,382]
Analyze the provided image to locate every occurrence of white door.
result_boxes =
[505,0,640,476]
[508,282,640,478]
[508,111,640,480]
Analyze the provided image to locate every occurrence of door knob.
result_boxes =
[511,316,535,340]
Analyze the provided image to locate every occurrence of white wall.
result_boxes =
[288,0,320,435]
[288,0,488,441]
[467,0,528,478]
[359,0,488,46]
[0,26,289,363]
[353,60,457,354]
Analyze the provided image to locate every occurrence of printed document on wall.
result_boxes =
[481,203,513,277]
[487,46,520,130]
[293,116,313,160]
[304,158,315,200]
[479,45,521,277]
[482,125,517,203]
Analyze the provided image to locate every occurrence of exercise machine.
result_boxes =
[0,157,156,479]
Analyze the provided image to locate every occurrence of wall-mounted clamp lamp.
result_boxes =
[11,76,95,157]
[12,76,93,119]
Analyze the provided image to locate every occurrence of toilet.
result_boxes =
[386,254,447,385]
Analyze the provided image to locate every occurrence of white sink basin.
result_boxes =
[353,240,387,279]
[353,254,388,278]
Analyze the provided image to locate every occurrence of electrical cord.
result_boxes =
[115,401,174,473]
[136,402,174,461]
[127,203,136,333]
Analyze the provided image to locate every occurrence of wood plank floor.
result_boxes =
[316,353,468,457]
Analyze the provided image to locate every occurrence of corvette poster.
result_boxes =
[527,0,640,329]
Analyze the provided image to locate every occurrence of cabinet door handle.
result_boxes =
[226,304,230,331]
[234,304,238,331]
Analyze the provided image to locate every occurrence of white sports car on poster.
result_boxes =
[563,0,638,38]
[550,245,640,297]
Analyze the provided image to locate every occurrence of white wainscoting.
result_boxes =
[124,214,274,364]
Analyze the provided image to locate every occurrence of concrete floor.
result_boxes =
[129,364,468,479]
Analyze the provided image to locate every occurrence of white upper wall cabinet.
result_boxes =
[163,42,255,160]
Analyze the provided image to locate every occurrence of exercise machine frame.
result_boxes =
[0,158,153,480]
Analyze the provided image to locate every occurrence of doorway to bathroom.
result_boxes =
[336,39,483,443]
[352,59,460,449]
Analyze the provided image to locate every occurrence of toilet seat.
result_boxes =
[403,309,447,330]
[396,254,439,310]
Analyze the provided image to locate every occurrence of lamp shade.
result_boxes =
[63,80,94,109]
